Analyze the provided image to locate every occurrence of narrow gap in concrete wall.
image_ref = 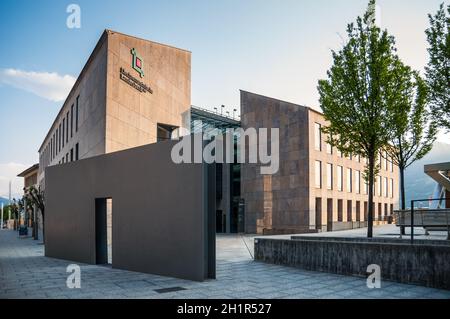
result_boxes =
[107,198,112,265]
[95,198,112,265]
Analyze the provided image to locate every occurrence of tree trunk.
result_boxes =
[400,166,406,235]
[367,152,375,238]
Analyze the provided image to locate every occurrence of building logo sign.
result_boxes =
[131,48,144,78]
[119,48,153,94]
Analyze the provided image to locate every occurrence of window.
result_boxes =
[62,118,65,148]
[58,123,61,152]
[326,163,333,190]
[357,154,361,163]
[315,160,322,188]
[337,166,343,191]
[384,177,388,197]
[71,104,74,137]
[326,134,332,154]
[347,200,352,222]
[314,123,322,151]
[337,199,343,222]
[346,168,352,193]
[66,112,69,143]
[355,170,361,194]
[56,128,59,154]
[76,96,79,132]
[390,158,394,172]
[70,148,74,162]
[384,152,388,171]
[157,123,177,142]
[364,180,368,195]
[50,137,53,161]
[337,149,342,157]
[390,178,394,198]
[66,153,69,163]
[378,175,382,197]
[75,143,79,161]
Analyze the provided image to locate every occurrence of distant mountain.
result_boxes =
[0,197,11,207]
[404,142,450,206]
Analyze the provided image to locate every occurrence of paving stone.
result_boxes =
[1,230,450,299]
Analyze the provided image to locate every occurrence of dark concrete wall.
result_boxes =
[45,137,215,281]
[240,91,310,234]
[254,238,450,289]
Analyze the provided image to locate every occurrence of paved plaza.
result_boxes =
[1,228,450,299]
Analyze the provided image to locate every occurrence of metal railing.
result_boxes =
[393,199,450,243]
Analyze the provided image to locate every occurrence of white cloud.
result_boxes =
[436,130,450,145]
[0,162,29,200]
[0,68,75,102]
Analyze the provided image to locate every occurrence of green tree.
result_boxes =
[384,63,436,218]
[25,186,45,241]
[425,3,450,131]
[318,0,400,237]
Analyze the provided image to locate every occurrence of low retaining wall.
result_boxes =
[254,237,450,289]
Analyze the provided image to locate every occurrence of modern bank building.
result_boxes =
[30,30,406,280]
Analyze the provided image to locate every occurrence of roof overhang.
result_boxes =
[424,162,450,190]
[17,164,39,178]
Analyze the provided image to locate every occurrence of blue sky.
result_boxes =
[0,0,448,197]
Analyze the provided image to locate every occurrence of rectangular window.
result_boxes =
[337,149,342,157]
[390,158,394,172]
[76,96,79,132]
[357,154,361,163]
[390,178,394,198]
[53,133,56,158]
[62,118,65,148]
[355,170,361,194]
[364,180,368,195]
[384,152,388,171]
[71,104,74,137]
[58,123,61,152]
[75,143,79,161]
[50,138,53,160]
[66,112,69,143]
[356,201,361,222]
[337,199,343,222]
[384,177,388,197]
[326,134,332,154]
[378,175,382,197]
[326,163,333,190]
[347,200,352,222]
[56,128,59,154]
[346,168,352,193]
[315,160,322,188]
[70,148,74,162]
[337,166,343,191]
[66,153,68,163]
[314,123,322,151]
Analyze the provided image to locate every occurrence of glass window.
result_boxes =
[346,168,352,193]
[337,166,343,191]
[384,177,388,197]
[390,178,394,198]
[355,170,361,194]
[326,163,333,190]
[76,96,79,132]
[314,123,322,151]
[315,160,322,188]
[378,175,382,197]
[71,104,74,137]
[326,134,332,154]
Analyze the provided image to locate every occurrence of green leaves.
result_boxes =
[318,0,397,160]
[425,3,450,132]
